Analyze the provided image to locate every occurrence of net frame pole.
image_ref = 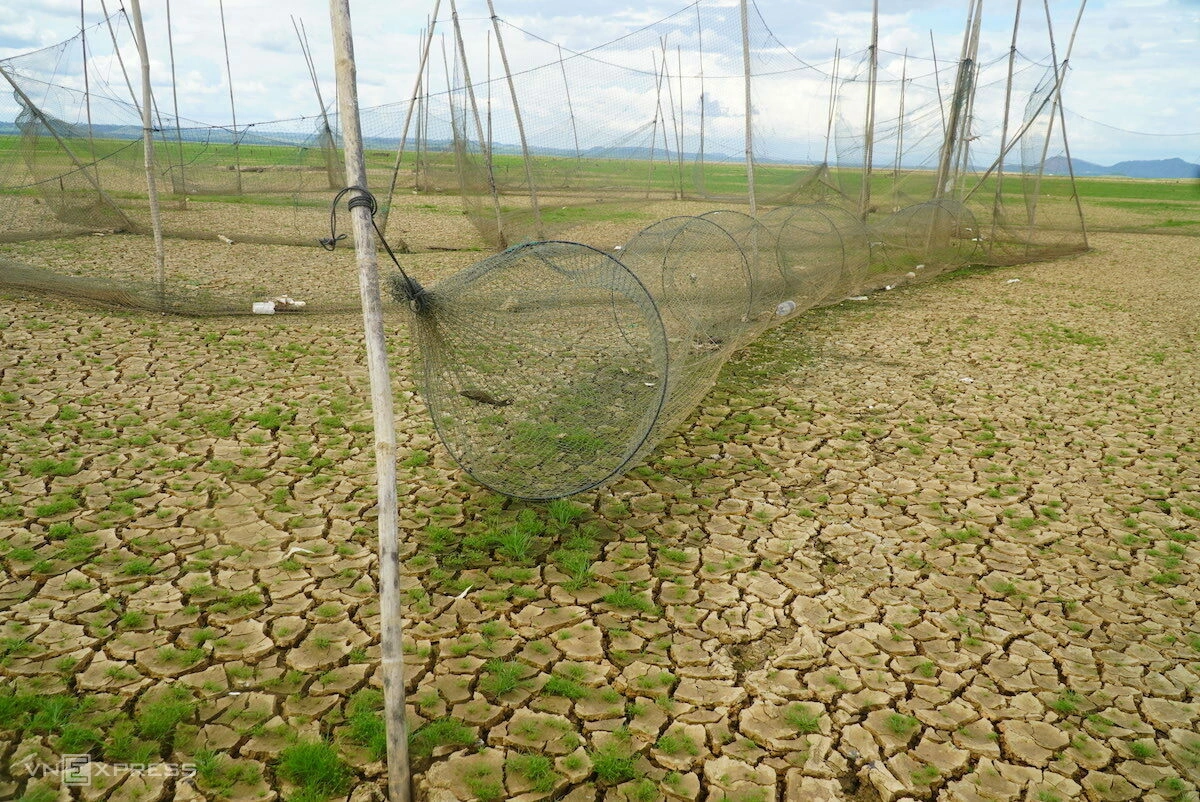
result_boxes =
[381,0,441,234]
[0,62,136,233]
[450,0,506,247]
[292,15,342,191]
[822,43,838,168]
[696,5,706,192]
[892,49,908,211]
[989,0,1023,249]
[127,0,165,306]
[486,0,543,238]
[98,0,139,110]
[739,0,756,214]
[217,0,242,194]
[859,0,879,220]
[80,1,97,172]
[328,4,411,801]
[557,44,581,162]
[934,0,978,201]
[166,0,187,195]
[953,5,984,199]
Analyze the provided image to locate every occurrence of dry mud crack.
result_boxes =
[1,230,1198,802]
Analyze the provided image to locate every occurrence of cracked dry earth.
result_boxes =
[1,229,1198,802]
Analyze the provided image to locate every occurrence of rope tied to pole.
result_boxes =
[322,185,427,312]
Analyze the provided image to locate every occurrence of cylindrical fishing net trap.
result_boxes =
[398,204,869,499]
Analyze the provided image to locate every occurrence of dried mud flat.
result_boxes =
[0,229,1198,802]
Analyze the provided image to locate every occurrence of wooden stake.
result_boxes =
[328,3,410,802]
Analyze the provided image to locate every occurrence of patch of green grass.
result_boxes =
[885,713,920,736]
[479,660,527,698]
[589,745,638,785]
[602,586,659,615]
[344,689,386,761]
[27,457,80,478]
[783,703,822,734]
[276,740,354,800]
[506,752,559,793]
[409,717,476,757]
[542,675,589,700]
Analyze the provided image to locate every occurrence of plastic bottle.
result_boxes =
[775,300,797,316]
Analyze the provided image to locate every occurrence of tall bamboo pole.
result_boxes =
[822,43,839,167]
[217,0,242,194]
[99,0,139,110]
[739,0,756,214]
[486,0,542,237]
[127,0,164,307]
[859,0,879,220]
[953,5,984,197]
[696,5,706,193]
[328,4,410,802]
[934,0,978,200]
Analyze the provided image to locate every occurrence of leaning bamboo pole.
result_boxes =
[989,0,1023,247]
[327,3,411,802]
[292,15,341,191]
[166,0,187,195]
[450,0,505,247]
[486,0,543,237]
[859,0,879,220]
[217,0,242,194]
[381,0,441,234]
[739,0,756,214]
[127,0,164,307]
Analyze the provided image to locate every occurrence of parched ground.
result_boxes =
[0,227,1198,802]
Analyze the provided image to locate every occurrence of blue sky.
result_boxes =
[1,0,1197,165]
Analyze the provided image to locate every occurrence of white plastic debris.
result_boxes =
[1005,278,1021,284]
[218,234,234,245]
[905,271,917,279]
[914,264,925,270]
[252,301,275,314]
[272,295,307,312]
[849,295,870,301]
[960,377,975,384]
[775,300,797,316]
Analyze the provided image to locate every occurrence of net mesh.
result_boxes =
[1,2,1094,496]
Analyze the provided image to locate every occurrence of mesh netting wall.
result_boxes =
[403,196,976,499]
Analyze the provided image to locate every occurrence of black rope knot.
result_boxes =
[323,186,428,313]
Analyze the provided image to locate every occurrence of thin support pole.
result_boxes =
[892,49,907,211]
[166,0,187,195]
[217,0,242,194]
[933,0,978,201]
[127,0,165,307]
[662,37,683,200]
[327,4,411,802]
[99,0,139,111]
[646,52,663,199]
[486,0,542,238]
[557,45,580,161]
[382,0,441,232]
[929,30,947,159]
[696,4,706,193]
[450,0,505,247]
[822,43,839,167]
[859,0,879,220]
[0,65,135,232]
[990,0,1022,247]
[80,1,97,171]
[739,0,755,215]
[293,15,341,191]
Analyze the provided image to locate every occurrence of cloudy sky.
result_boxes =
[1,0,1197,165]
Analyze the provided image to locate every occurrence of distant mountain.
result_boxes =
[1043,155,1200,179]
